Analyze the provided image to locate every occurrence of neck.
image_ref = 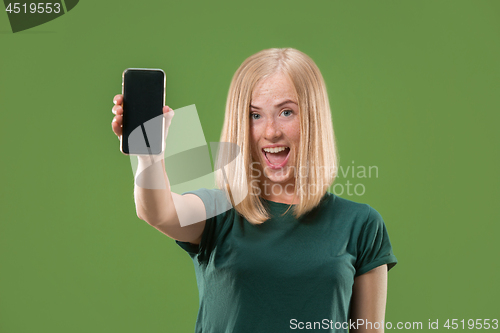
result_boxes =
[258,178,300,205]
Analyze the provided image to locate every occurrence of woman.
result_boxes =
[111,48,397,332]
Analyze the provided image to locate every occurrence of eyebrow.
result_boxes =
[250,99,298,110]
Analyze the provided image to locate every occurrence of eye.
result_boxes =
[281,109,293,117]
[250,113,261,120]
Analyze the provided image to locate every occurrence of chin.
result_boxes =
[262,165,294,183]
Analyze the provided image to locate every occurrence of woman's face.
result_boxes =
[249,72,300,189]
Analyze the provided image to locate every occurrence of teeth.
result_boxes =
[263,146,288,153]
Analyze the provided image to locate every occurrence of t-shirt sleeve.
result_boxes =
[354,205,398,277]
[175,188,232,265]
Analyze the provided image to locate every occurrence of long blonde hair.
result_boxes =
[215,48,339,224]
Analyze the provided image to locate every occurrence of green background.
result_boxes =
[1,0,499,332]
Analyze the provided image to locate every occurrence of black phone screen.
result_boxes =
[121,68,165,155]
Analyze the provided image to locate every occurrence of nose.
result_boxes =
[264,118,282,140]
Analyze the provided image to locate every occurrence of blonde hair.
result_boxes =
[215,48,339,224]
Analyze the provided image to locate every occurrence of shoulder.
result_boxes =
[324,192,373,221]
[182,187,227,201]
[321,193,388,235]
[182,188,233,220]
[330,193,369,211]
[175,188,236,263]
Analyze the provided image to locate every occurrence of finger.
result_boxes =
[112,115,123,137]
[164,110,175,129]
[112,104,123,115]
[113,114,123,127]
[111,121,122,138]
[113,94,123,105]
[164,107,174,119]
[163,105,173,114]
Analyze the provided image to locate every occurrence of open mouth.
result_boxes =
[262,147,290,169]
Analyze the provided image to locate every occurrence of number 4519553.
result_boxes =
[444,319,498,330]
[5,3,61,14]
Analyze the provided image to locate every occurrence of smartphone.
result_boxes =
[120,68,166,155]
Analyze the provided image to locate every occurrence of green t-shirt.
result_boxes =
[176,188,397,333]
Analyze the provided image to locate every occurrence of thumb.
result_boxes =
[164,109,175,122]
[163,107,175,126]
[163,108,174,138]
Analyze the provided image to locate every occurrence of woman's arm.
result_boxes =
[112,94,206,244]
[349,264,388,332]
[134,157,206,244]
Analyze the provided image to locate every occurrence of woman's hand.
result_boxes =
[111,94,175,158]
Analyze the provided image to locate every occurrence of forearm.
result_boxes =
[134,156,177,226]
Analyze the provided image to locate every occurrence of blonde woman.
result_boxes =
[111,48,397,333]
